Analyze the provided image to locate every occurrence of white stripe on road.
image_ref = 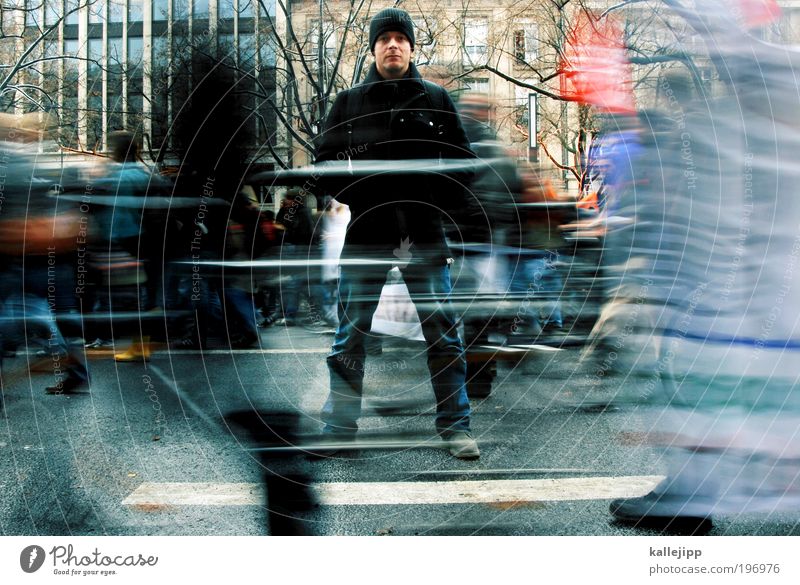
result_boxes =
[122,476,665,507]
[147,364,218,429]
[81,348,329,356]
[166,348,329,355]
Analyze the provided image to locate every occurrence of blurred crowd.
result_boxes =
[0,95,589,400]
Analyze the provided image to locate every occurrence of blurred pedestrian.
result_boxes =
[456,93,524,397]
[275,189,320,327]
[601,4,800,532]
[319,197,350,327]
[86,131,169,362]
[0,114,89,394]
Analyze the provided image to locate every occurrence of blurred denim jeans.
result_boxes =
[322,263,471,436]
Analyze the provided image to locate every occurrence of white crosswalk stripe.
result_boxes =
[122,476,665,507]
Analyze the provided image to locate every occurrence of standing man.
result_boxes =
[315,7,480,459]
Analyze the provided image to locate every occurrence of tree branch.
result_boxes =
[458,64,565,101]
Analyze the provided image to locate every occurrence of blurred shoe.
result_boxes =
[85,338,114,349]
[539,322,563,335]
[259,312,280,328]
[446,431,480,460]
[609,492,713,535]
[301,316,336,334]
[114,337,151,362]
[230,332,259,348]
[274,317,297,327]
[171,336,203,349]
[45,372,86,395]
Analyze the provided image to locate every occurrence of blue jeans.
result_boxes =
[510,251,563,329]
[322,263,471,436]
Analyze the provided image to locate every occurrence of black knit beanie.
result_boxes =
[369,8,415,53]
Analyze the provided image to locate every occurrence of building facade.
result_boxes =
[4,1,800,189]
[2,0,279,165]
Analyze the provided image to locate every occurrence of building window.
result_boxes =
[515,85,531,127]
[1,0,21,29]
[260,39,276,68]
[108,36,124,69]
[514,22,538,64]
[413,15,438,66]
[239,33,257,67]
[88,37,104,76]
[153,0,169,20]
[128,0,143,22]
[239,0,254,18]
[65,0,80,25]
[45,1,60,26]
[62,39,81,148]
[128,36,144,68]
[87,36,105,150]
[193,0,210,18]
[463,77,489,94]
[174,0,188,19]
[109,0,124,23]
[307,19,337,66]
[219,33,237,62]
[219,0,235,19]
[89,0,105,24]
[259,0,275,17]
[25,1,41,28]
[463,18,488,66]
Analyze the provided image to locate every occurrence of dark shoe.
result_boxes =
[230,332,259,348]
[171,337,201,349]
[445,431,480,460]
[259,312,280,328]
[610,492,713,535]
[45,373,86,395]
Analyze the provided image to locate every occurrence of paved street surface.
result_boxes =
[2,326,798,536]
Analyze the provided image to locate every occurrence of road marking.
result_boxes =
[82,348,329,356]
[147,364,218,429]
[165,348,330,355]
[123,476,665,507]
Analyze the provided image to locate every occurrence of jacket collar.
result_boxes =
[362,62,425,94]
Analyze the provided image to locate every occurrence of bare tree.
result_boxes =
[453,0,755,186]
[0,1,134,153]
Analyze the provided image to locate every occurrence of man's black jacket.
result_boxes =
[314,63,476,263]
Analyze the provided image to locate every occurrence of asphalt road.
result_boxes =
[1,326,798,536]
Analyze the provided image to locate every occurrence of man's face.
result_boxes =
[373,31,413,80]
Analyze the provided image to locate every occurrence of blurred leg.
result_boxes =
[404,264,471,435]
[322,266,386,435]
